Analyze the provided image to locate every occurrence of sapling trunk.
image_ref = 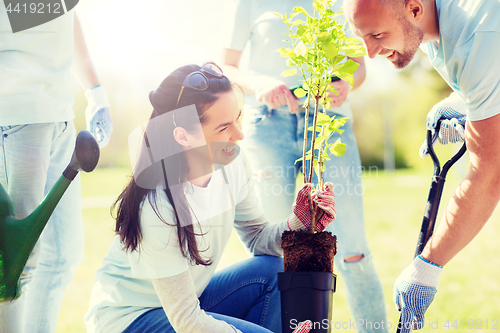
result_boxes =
[307,90,322,233]
[302,97,312,184]
[317,96,329,191]
[302,94,315,234]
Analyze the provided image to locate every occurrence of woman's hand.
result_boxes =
[313,182,336,231]
[288,182,336,232]
[292,320,313,333]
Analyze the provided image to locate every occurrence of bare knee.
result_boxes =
[344,254,365,263]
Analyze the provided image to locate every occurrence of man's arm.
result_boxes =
[72,12,100,90]
[71,12,113,148]
[421,112,500,266]
[221,48,300,113]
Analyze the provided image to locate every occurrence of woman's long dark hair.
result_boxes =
[113,64,233,266]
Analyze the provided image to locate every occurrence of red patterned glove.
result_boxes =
[314,182,336,231]
[292,320,313,333]
[288,182,336,232]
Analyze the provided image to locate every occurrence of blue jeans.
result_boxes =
[0,122,83,333]
[123,256,283,333]
[240,104,388,333]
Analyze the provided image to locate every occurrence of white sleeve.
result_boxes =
[127,192,189,279]
[234,215,288,256]
[220,0,252,51]
[152,270,242,333]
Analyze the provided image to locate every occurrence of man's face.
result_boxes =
[344,0,424,69]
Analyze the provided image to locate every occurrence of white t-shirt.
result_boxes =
[221,0,355,117]
[85,154,286,332]
[422,0,500,121]
[0,8,75,125]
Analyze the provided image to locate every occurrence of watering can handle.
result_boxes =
[63,130,100,180]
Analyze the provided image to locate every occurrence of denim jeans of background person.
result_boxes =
[220,1,387,331]
[0,7,113,333]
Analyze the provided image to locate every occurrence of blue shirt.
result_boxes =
[423,0,500,121]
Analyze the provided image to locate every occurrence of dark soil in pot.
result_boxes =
[281,230,337,272]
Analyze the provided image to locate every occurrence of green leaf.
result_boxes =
[294,40,307,57]
[293,6,311,18]
[276,47,294,58]
[338,59,359,75]
[281,68,298,77]
[343,37,363,45]
[341,44,367,58]
[291,19,306,26]
[330,139,347,156]
[308,125,322,132]
[322,42,338,60]
[314,136,325,146]
[297,24,307,37]
[293,87,307,98]
[316,112,332,125]
[336,72,353,86]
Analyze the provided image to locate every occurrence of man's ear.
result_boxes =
[173,127,192,147]
[405,0,424,22]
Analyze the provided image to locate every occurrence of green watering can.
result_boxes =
[0,130,100,303]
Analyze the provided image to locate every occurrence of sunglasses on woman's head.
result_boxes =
[175,61,224,110]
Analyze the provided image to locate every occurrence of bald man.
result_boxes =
[344,0,500,331]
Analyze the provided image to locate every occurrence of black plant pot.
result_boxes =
[278,271,336,333]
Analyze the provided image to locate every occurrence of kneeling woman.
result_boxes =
[85,63,336,333]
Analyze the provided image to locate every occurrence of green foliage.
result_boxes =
[275,0,365,108]
[277,0,366,184]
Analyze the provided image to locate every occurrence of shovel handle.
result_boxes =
[396,124,467,333]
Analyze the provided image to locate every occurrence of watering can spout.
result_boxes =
[0,130,99,303]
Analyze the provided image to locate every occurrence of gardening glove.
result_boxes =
[292,320,313,333]
[419,92,467,158]
[85,85,113,148]
[287,182,336,232]
[393,255,443,332]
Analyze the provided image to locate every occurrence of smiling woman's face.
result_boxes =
[191,89,244,166]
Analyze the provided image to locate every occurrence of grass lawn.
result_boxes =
[56,164,500,332]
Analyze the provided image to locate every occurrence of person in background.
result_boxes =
[85,63,336,333]
[220,1,388,332]
[342,0,500,331]
[0,8,113,333]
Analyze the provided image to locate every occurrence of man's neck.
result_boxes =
[421,0,440,43]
